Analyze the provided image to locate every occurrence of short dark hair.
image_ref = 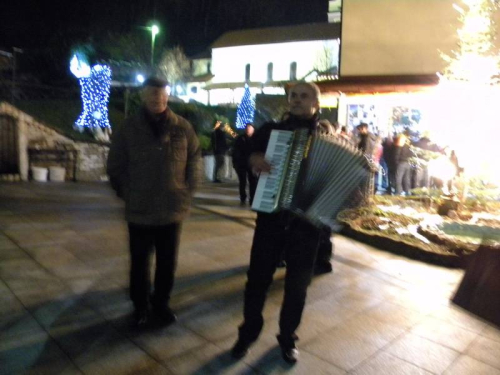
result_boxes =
[143,76,169,88]
[357,122,368,129]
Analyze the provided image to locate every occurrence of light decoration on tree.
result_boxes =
[427,0,500,186]
[235,84,255,129]
[442,0,500,85]
[70,54,112,130]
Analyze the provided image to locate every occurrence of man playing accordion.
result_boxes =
[231,82,332,364]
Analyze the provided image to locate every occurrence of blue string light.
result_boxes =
[70,55,112,130]
[235,84,255,129]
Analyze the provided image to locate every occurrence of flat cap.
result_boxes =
[143,76,170,88]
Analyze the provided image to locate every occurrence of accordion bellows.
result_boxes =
[252,129,375,229]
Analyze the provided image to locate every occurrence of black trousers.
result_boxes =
[239,212,320,345]
[128,222,181,310]
[213,154,225,181]
[316,228,333,265]
[235,166,257,204]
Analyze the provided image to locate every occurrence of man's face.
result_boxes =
[141,86,169,114]
[288,84,319,119]
[358,126,368,135]
[245,125,254,137]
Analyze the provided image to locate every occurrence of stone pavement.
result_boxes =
[0,181,499,375]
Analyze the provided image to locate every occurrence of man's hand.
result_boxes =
[249,152,271,175]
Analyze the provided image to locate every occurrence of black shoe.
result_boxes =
[151,304,177,326]
[214,179,222,183]
[276,259,286,268]
[281,346,299,364]
[314,262,333,275]
[133,308,149,328]
[277,334,299,364]
[231,339,252,359]
[240,200,246,206]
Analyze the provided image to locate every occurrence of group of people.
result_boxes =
[341,122,460,196]
[107,78,336,364]
[212,120,258,206]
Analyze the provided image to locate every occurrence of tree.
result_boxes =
[235,84,255,129]
[442,0,500,84]
[313,41,340,75]
[158,46,191,96]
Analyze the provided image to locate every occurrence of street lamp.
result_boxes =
[150,24,159,67]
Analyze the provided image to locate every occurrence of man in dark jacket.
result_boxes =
[356,122,376,158]
[231,82,329,364]
[232,123,257,205]
[107,77,201,327]
[211,121,228,182]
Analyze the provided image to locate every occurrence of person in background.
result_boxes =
[394,133,413,195]
[381,134,395,194]
[413,131,441,189]
[211,120,229,182]
[232,123,257,205]
[107,76,201,328]
[356,122,376,158]
[339,125,352,143]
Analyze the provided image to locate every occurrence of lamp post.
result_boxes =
[150,24,159,67]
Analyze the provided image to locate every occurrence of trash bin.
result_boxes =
[49,166,66,182]
[31,167,48,182]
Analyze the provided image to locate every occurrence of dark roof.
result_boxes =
[212,23,341,48]
[316,74,440,94]
[188,50,212,60]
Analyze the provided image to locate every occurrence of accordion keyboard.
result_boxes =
[251,130,294,213]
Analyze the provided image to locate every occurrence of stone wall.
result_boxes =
[0,102,109,182]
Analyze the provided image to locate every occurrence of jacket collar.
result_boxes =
[136,107,178,136]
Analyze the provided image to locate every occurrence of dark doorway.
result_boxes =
[0,115,19,175]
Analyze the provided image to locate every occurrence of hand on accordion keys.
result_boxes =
[249,152,272,176]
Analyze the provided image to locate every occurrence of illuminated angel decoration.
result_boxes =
[70,54,112,131]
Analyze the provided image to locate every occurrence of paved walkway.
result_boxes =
[0,181,499,375]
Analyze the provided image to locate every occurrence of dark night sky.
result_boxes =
[1,0,328,83]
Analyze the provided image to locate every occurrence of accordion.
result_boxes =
[251,129,375,229]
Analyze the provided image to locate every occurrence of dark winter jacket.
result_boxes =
[358,133,377,158]
[394,144,413,165]
[107,107,201,225]
[211,128,228,155]
[232,134,253,169]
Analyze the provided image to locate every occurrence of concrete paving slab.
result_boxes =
[1,181,499,374]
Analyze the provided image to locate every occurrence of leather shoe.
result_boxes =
[133,309,148,328]
[231,339,252,359]
[151,304,177,326]
[314,262,333,275]
[281,346,299,364]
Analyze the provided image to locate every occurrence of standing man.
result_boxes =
[232,123,257,205]
[211,120,228,182]
[107,77,201,327]
[356,122,376,158]
[232,82,329,364]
